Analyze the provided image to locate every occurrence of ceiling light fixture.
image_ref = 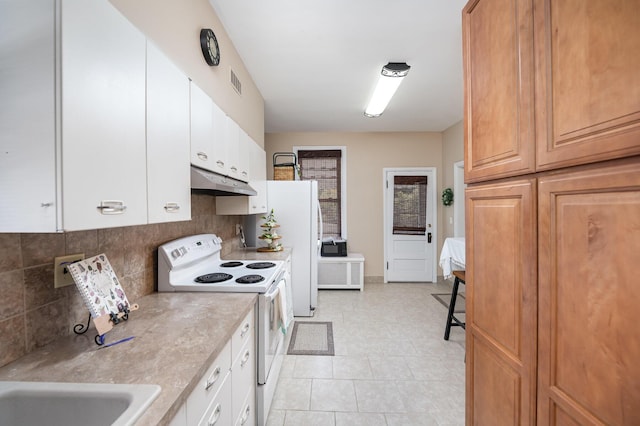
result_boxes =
[364,62,411,118]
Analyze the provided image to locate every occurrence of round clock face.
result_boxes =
[200,28,220,66]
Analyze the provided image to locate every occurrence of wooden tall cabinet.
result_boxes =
[465,179,538,425]
[537,161,640,425]
[463,0,640,424]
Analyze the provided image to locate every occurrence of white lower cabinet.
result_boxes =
[198,375,232,426]
[171,306,256,426]
[232,310,256,426]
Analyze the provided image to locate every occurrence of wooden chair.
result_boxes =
[444,270,466,340]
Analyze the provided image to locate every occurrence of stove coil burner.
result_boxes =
[236,274,265,284]
[195,273,233,283]
[246,262,276,270]
[220,261,244,268]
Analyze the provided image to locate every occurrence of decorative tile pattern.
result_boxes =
[0,196,244,368]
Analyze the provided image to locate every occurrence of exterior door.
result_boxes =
[384,168,437,282]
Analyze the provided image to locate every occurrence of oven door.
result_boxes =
[257,271,287,385]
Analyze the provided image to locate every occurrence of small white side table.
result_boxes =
[318,253,365,291]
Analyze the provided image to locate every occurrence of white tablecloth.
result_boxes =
[439,237,465,279]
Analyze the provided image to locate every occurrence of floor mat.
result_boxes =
[286,321,334,356]
[431,293,466,313]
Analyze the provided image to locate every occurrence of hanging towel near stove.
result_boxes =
[277,278,293,334]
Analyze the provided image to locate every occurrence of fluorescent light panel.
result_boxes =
[364,62,410,118]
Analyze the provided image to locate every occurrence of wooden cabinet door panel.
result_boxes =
[465,178,537,425]
[463,0,536,183]
[538,159,640,425]
[534,0,640,170]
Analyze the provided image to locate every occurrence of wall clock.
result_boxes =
[200,28,220,66]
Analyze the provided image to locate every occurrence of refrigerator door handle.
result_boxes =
[317,201,323,254]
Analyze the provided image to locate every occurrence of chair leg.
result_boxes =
[444,276,461,340]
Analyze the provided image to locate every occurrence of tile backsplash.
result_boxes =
[0,194,242,368]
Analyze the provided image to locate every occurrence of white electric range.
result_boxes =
[157,234,291,426]
[158,234,284,293]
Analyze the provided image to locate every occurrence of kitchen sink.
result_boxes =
[0,381,161,426]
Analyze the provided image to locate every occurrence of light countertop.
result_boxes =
[0,292,258,425]
[225,247,292,262]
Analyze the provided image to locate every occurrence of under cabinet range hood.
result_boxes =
[191,166,257,196]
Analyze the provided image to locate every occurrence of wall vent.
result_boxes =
[230,68,242,95]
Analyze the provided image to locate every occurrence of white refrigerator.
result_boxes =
[260,180,320,317]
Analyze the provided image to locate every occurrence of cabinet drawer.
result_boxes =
[187,340,231,421]
[234,387,256,426]
[198,373,232,426]
[232,338,255,422]
[232,308,254,363]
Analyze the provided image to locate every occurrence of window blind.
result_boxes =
[393,175,427,235]
[298,150,342,238]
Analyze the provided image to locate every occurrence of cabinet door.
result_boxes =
[537,159,640,425]
[463,0,536,183]
[0,0,57,232]
[61,0,147,230]
[215,142,267,215]
[190,83,215,171]
[212,101,229,175]
[465,178,537,425]
[146,42,191,224]
[249,144,268,214]
[534,0,640,171]
[226,117,241,181]
[237,129,252,183]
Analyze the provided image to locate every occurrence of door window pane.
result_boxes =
[393,176,427,235]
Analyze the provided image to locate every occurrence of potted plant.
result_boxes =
[258,209,283,252]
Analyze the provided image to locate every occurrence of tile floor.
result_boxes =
[267,280,466,426]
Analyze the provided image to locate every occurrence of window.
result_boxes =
[392,175,427,235]
[296,148,345,239]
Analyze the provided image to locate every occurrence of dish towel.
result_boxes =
[277,279,293,335]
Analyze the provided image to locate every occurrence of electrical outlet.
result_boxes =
[235,224,241,235]
[54,253,84,288]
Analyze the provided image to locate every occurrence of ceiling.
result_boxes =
[209,0,467,134]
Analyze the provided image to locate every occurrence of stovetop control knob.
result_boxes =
[171,248,182,259]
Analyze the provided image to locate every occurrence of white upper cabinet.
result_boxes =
[190,83,216,171]
[0,0,197,232]
[212,101,229,175]
[216,139,268,215]
[0,0,58,232]
[61,0,147,231]
[190,82,229,176]
[0,0,147,232]
[146,42,191,224]
[238,129,252,183]
[226,117,242,181]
